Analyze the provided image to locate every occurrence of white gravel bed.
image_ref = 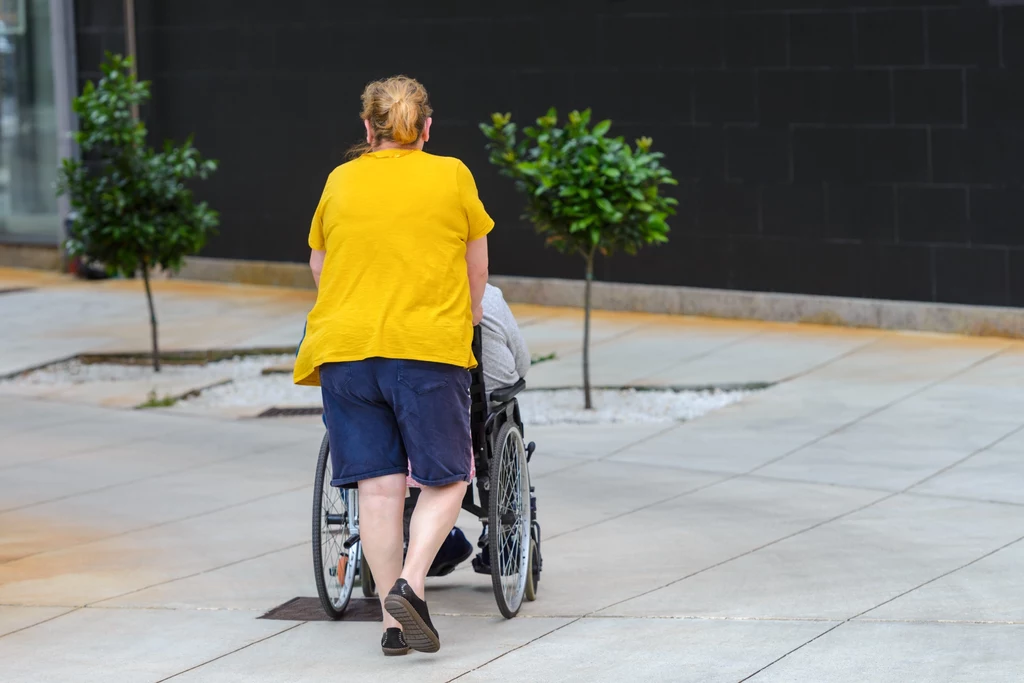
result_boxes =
[184,379,749,424]
[4,354,295,388]
[182,372,320,408]
[7,354,751,423]
[518,388,749,425]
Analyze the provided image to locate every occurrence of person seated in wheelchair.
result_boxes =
[411,283,530,576]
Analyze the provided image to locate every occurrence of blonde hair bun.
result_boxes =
[361,76,432,147]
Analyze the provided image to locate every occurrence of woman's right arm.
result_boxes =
[466,236,489,324]
[309,249,326,289]
[309,175,331,290]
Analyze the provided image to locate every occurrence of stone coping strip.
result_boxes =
[489,275,1024,339]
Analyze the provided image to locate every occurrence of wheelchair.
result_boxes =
[312,327,542,620]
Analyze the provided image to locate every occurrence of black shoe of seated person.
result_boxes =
[381,627,409,656]
[384,579,440,653]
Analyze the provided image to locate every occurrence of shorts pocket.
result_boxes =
[320,363,353,394]
[398,361,452,396]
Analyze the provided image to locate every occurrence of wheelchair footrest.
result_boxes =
[471,552,492,576]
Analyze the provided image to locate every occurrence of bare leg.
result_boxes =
[357,473,406,630]
[401,481,468,597]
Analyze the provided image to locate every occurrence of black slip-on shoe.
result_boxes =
[381,627,410,656]
[383,579,440,653]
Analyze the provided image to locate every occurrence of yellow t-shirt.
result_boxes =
[293,149,494,386]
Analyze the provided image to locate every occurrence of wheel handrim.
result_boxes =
[495,428,531,612]
[320,478,356,610]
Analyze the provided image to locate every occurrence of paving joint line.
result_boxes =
[590,432,1024,509]
[445,617,582,682]
[740,345,1013,479]
[0,424,186,473]
[578,411,1024,619]
[902,422,1024,495]
[155,622,305,682]
[535,323,647,364]
[853,533,1024,623]
[0,607,82,641]
[630,329,767,385]
[537,336,996,491]
[532,422,685,480]
[741,531,1024,681]
[88,541,309,607]
[773,334,887,384]
[539,357,1024,548]
[739,621,846,682]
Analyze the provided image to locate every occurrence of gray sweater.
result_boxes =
[480,284,530,397]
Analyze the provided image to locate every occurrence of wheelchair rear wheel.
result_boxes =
[312,433,358,619]
[488,421,532,618]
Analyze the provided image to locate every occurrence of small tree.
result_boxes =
[57,53,218,372]
[481,109,677,409]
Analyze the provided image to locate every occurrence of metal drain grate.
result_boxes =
[260,597,382,622]
[257,406,323,418]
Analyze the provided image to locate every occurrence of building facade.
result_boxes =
[13,1,1024,308]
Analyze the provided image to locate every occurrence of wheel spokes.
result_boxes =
[494,427,530,611]
[319,468,352,607]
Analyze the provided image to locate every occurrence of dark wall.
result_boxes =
[74,0,1024,307]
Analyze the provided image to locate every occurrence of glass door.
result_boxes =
[0,0,58,243]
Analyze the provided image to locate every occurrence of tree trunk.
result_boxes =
[583,251,595,410]
[141,263,161,372]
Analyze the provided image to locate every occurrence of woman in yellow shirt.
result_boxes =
[295,76,492,656]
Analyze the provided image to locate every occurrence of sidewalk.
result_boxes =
[2,268,1023,682]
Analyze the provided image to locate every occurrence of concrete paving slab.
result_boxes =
[0,606,295,683]
[458,616,836,683]
[0,488,307,606]
[527,422,671,462]
[609,418,822,475]
[532,460,723,540]
[0,428,307,514]
[748,621,1024,682]
[804,334,1011,385]
[99,543,309,612]
[0,605,72,636]
[167,615,574,683]
[0,275,316,377]
[0,395,96,434]
[0,412,185,469]
[516,311,644,360]
[526,324,754,388]
[754,444,973,491]
[521,478,880,617]
[822,414,1021,455]
[649,327,882,387]
[602,494,1024,621]
[910,447,1024,505]
[864,539,1024,623]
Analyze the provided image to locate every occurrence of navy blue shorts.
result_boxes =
[320,358,473,489]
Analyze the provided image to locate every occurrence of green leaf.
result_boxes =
[592,120,612,138]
